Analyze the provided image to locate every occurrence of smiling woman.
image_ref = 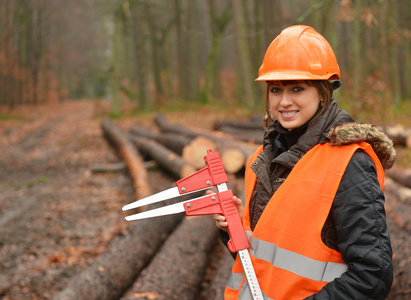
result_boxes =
[213,25,396,300]
[265,80,334,127]
[268,81,321,130]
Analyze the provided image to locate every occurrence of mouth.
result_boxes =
[280,110,299,119]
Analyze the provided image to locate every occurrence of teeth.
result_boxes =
[282,111,296,115]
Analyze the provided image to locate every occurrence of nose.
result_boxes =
[279,91,293,107]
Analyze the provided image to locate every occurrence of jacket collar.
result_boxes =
[264,99,354,168]
[262,99,397,170]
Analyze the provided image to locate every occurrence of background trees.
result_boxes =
[0,0,410,121]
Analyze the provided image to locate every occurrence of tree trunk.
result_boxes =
[385,165,411,190]
[213,118,264,131]
[101,118,151,201]
[384,177,411,231]
[387,0,401,106]
[129,125,218,170]
[90,162,126,173]
[352,0,363,100]
[201,0,232,104]
[110,8,122,117]
[216,126,264,144]
[384,125,411,148]
[130,134,197,179]
[52,213,185,300]
[154,114,247,174]
[130,2,150,110]
[130,126,193,155]
[120,216,218,300]
[232,0,257,108]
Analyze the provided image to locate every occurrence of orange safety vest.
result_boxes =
[225,142,384,300]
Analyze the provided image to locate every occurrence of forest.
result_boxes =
[1,0,410,123]
[0,1,411,300]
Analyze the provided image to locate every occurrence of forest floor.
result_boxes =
[0,100,409,299]
[0,100,230,299]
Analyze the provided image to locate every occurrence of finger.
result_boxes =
[232,196,242,205]
[211,214,225,222]
[216,221,228,231]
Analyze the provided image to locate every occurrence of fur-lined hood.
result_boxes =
[327,123,397,169]
[264,100,397,170]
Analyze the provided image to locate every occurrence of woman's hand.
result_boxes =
[208,190,244,232]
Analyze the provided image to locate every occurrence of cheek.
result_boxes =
[268,95,277,111]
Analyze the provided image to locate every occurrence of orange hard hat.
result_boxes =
[256,25,340,81]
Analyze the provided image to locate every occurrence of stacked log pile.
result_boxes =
[54,116,411,300]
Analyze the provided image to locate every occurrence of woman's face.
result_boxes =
[268,81,321,130]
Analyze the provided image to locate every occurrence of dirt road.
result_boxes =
[0,101,142,299]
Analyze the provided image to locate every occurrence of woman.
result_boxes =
[214,25,395,299]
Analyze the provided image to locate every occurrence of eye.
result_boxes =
[270,87,282,94]
[292,86,304,92]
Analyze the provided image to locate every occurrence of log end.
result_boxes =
[182,136,216,169]
[221,148,246,174]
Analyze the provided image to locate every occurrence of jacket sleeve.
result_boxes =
[306,150,393,300]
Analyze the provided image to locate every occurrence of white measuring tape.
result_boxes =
[238,249,264,300]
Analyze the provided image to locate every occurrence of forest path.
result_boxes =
[0,101,136,299]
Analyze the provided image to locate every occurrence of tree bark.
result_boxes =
[385,165,411,189]
[52,213,185,300]
[199,243,233,300]
[384,125,411,148]
[181,136,218,170]
[120,216,218,300]
[154,114,247,174]
[384,177,411,232]
[101,118,151,202]
[90,162,126,173]
[201,0,232,104]
[129,124,218,170]
[384,175,411,205]
[215,126,264,144]
[130,126,193,156]
[129,134,197,179]
[231,0,258,109]
[213,118,264,131]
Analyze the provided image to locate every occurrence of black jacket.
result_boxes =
[220,100,396,299]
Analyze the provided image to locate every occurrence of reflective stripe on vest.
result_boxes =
[227,235,348,289]
[225,142,384,300]
[249,236,348,282]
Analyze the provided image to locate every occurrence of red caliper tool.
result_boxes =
[122,149,263,300]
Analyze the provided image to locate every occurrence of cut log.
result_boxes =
[53,118,189,300]
[129,134,197,179]
[384,181,411,299]
[216,126,264,144]
[384,177,411,231]
[181,136,217,169]
[101,118,151,201]
[130,126,193,155]
[90,162,126,173]
[52,212,185,300]
[130,125,218,169]
[154,114,246,174]
[384,177,411,206]
[213,118,264,131]
[385,221,411,300]
[385,165,411,189]
[120,216,218,300]
[384,125,411,148]
[199,243,233,300]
